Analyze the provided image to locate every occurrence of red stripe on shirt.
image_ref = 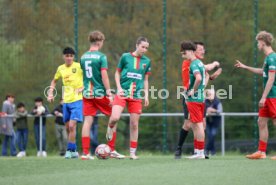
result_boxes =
[117,68,122,72]
[101,68,108,71]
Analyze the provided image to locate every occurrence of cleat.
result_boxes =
[110,150,125,159]
[65,151,72,159]
[130,153,139,160]
[81,153,95,160]
[271,156,276,160]
[71,151,79,158]
[37,151,42,157]
[186,153,205,159]
[246,151,266,160]
[174,147,182,159]
[106,126,114,141]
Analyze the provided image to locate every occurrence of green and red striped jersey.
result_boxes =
[263,52,276,98]
[80,50,108,98]
[117,52,151,99]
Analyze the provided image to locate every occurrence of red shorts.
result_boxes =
[83,97,112,116]
[186,102,205,123]
[113,95,142,114]
[259,98,276,119]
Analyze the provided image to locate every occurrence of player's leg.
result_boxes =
[65,100,83,159]
[104,96,125,159]
[175,97,191,159]
[271,118,276,160]
[128,99,143,160]
[246,100,270,160]
[106,95,126,141]
[81,98,96,160]
[129,113,140,160]
[246,117,268,159]
[186,102,205,159]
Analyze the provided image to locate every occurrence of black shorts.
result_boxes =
[182,97,189,120]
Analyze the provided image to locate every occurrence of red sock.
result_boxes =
[130,141,138,154]
[107,132,117,151]
[197,140,205,150]
[194,139,198,150]
[130,141,138,148]
[258,140,267,152]
[82,137,90,155]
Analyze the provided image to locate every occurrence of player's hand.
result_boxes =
[144,97,149,107]
[47,94,54,103]
[76,87,84,95]
[117,88,125,97]
[235,60,247,69]
[259,98,266,108]
[213,61,220,67]
[188,89,195,97]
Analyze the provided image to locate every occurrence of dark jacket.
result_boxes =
[52,104,64,125]
[31,105,49,125]
[205,97,223,126]
[15,110,28,129]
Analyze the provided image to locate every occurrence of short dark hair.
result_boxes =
[34,97,43,102]
[6,94,15,100]
[193,41,204,46]
[17,102,25,109]
[63,47,75,55]
[136,36,149,45]
[180,41,196,52]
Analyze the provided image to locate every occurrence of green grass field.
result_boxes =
[0,155,275,185]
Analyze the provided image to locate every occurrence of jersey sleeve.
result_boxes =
[100,55,108,71]
[145,61,151,75]
[267,56,276,72]
[190,62,200,76]
[117,54,125,72]
[54,67,61,80]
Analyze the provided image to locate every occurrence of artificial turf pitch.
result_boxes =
[0,155,275,185]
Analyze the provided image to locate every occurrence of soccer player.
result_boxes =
[235,31,276,160]
[47,47,83,159]
[179,41,206,159]
[106,36,151,160]
[175,41,221,159]
[80,30,124,160]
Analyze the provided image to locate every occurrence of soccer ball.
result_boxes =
[95,144,111,160]
[37,106,46,114]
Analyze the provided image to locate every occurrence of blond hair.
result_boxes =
[256,31,274,46]
[88,31,105,43]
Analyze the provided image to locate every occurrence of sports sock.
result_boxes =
[67,142,76,152]
[194,139,198,154]
[130,141,138,154]
[197,140,205,150]
[82,137,90,155]
[177,128,189,148]
[107,132,117,151]
[258,140,267,153]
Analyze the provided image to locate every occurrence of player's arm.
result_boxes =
[205,72,210,87]
[204,61,220,71]
[259,71,276,107]
[101,69,112,97]
[47,79,57,102]
[144,74,149,107]
[188,72,202,96]
[235,60,263,75]
[115,70,124,96]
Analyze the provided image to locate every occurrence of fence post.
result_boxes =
[39,115,43,156]
[221,113,225,156]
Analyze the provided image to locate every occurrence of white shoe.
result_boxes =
[106,126,114,141]
[42,151,47,157]
[130,153,139,160]
[17,151,23,158]
[110,150,125,159]
[186,153,205,159]
[81,153,95,160]
[37,151,42,157]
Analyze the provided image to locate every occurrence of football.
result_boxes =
[37,106,46,114]
[95,144,111,160]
